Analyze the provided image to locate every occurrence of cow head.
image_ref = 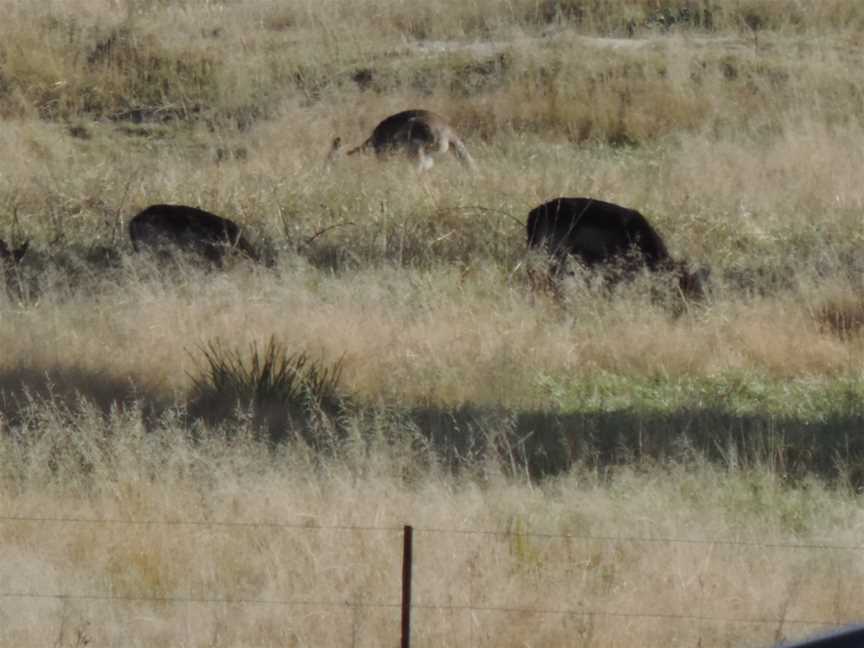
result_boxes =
[0,239,28,269]
[675,263,710,301]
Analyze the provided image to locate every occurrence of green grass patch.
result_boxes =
[537,371,864,422]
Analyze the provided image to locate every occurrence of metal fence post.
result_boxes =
[401,525,413,648]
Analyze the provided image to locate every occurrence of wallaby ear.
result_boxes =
[326,137,343,164]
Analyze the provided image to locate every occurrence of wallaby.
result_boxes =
[527,197,709,300]
[129,204,259,266]
[329,109,477,172]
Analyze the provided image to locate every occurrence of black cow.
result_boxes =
[526,197,708,299]
[129,204,259,266]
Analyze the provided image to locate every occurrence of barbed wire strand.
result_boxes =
[0,591,397,609]
[1,514,861,552]
[413,526,864,552]
[0,514,401,533]
[411,602,843,628]
[0,591,844,628]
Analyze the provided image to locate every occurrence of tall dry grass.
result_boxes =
[0,261,862,409]
[1,409,863,647]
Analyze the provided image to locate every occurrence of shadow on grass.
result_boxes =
[0,365,170,424]
[2,362,863,486]
[408,405,864,485]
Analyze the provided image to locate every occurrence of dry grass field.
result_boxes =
[1,0,864,646]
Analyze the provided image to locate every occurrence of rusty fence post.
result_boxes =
[401,525,414,648]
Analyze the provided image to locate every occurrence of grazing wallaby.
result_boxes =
[129,204,259,266]
[526,197,709,300]
[329,109,477,171]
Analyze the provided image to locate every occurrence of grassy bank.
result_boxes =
[1,406,863,647]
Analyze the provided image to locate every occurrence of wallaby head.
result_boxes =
[336,109,477,172]
[129,204,259,267]
[527,197,708,302]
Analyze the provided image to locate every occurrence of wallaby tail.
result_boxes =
[346,137,373,156]
[449,134,477,171]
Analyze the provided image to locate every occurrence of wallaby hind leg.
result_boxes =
[449,134,477,171]
[414,143,435,172]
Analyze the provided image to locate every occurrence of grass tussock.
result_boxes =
[188,336,346,441]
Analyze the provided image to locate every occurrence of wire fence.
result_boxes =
[4,513,863,551]
[0,513,861,646]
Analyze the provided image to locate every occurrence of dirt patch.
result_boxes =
[412,31,651,58]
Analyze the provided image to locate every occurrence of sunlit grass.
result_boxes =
[1,407,862,647]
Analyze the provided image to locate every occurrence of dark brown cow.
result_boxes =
[129,204,259,266]
[526,197,708,299]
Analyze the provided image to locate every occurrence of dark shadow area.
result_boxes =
[3,361,863,487]
[6,243,125,303]
[407,404,864,485]
[0,365,170,425]
[220,397,864,485]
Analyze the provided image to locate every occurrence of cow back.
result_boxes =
[527,197,671,270]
